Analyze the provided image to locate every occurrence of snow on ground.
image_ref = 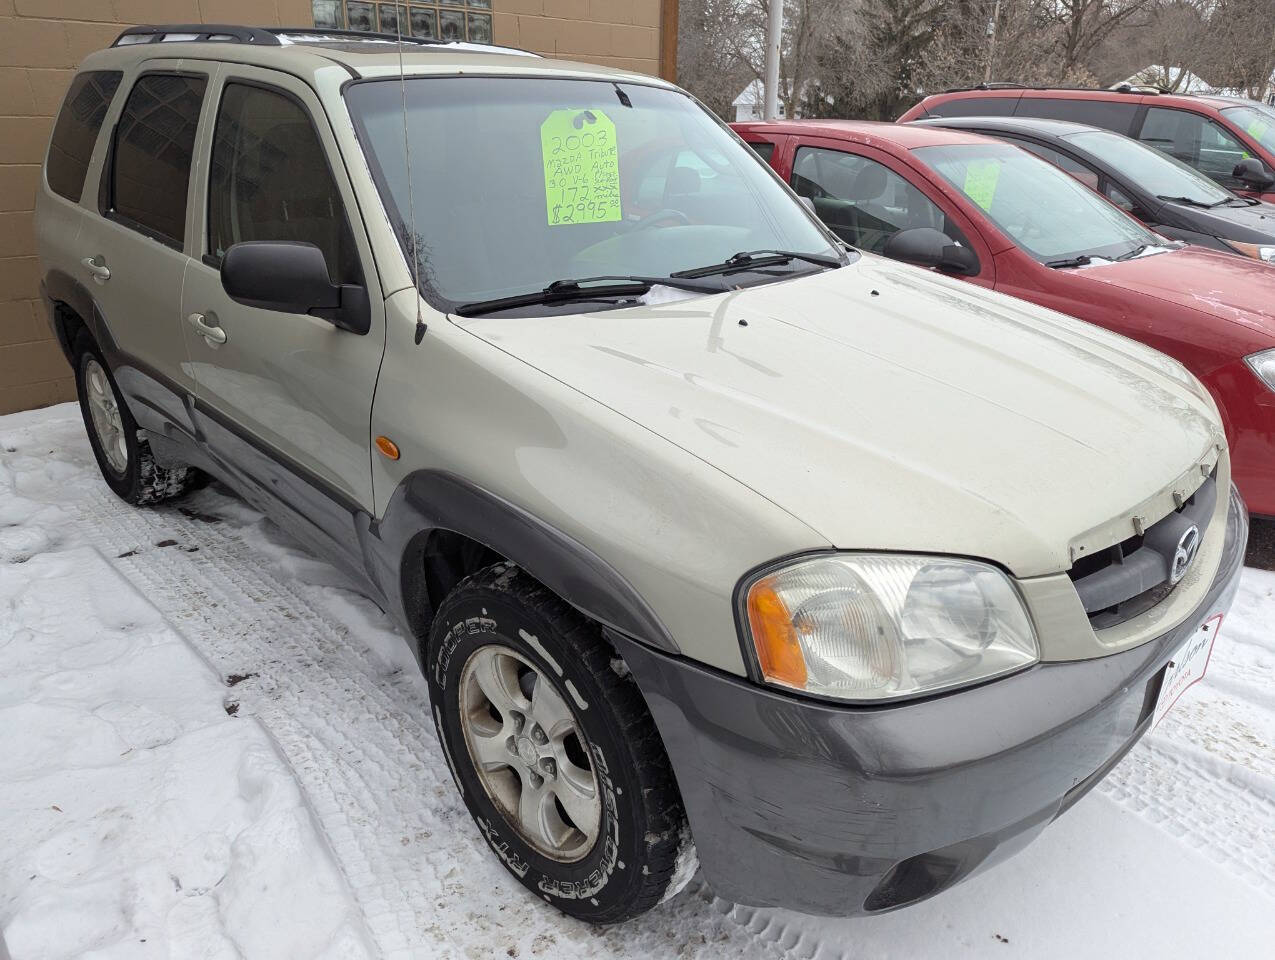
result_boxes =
[1,402,1273,959]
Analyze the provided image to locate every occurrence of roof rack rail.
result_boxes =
[939,82,1171,96]
[112,24,282,46]
[271,26,443,46]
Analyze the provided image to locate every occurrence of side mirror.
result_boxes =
[1232,156,1275,190]
[221,241,370,335]
[882,227,979,276]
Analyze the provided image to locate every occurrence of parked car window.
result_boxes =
[1064,129,1232,207]
[1138,107,1249,188]
[208,82,360,284]
[747,141,775,163]
[1014,98,1138,135]
[1103,182,1137,213]
[1220,104,1275,155]
[46,71,122,202]
[345,76,837,308]
[790,146,968,253]
[109,73,207,245]
[1013,140,1100,190]
[922,96,1016,118]
[916,141,1156,263]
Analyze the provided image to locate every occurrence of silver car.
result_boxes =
[35,23,1246,923]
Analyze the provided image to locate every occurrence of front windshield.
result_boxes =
[914,142,1157,262]
[1064,129,1233,206]
[1221,104,1275,155]
[344,77,837,309]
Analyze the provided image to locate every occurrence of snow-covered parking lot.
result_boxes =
[2,403,1274,960]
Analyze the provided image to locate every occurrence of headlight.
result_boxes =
[1246,348,1275,391]
[743,554,1038,702]
[1226,240,1275,262]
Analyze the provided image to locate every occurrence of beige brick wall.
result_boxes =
[0,1,314,415]
[0,0,673,415]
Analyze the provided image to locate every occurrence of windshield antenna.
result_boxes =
[394,9,427,345]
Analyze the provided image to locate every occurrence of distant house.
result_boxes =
[733,79,788,121]
[1117,66,1216,94]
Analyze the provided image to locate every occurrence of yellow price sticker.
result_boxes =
[541,109,622,226]
[964,159,1000,212]
[1247,118,1270,141]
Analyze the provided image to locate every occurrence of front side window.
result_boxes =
[345,77,837,311]
[208,83,359,285]
[791,146,967,255]
[313,1,492,42]
[1138,107,1250,187]
[109,73,207,245]
[1221,104,1275,157]
[46,71,122,202]
[785,143,963,254]
[915,142,1156,263]
[1064,129,1232,208]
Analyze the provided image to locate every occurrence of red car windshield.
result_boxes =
[914,142,1158,263]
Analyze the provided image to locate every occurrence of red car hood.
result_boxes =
[1082,246,1275,336]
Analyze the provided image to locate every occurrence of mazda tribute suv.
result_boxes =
[35,24,1247,922]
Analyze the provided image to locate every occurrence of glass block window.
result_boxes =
[312,1,492,42]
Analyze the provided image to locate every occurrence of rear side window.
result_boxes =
[1013,140,1101,190]
[1014,98,1138,135]
[46,71,121,202]
[923,96,1017,118]
[109,73,207,245]
[207,83,360,284]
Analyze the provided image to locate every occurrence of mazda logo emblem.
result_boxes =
[1170,525,1201,585]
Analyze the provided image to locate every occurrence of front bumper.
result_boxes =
[610,489,1248,916]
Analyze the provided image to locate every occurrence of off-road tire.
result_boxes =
[427,562,694,924]
[73,331,197,506]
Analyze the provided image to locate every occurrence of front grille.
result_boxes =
[1068,472,1217,629]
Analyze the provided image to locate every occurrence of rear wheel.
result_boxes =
[427,563,695,923]
[74,333,196,506]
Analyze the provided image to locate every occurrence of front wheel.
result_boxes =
[427,564,694,923]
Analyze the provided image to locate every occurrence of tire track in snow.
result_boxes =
[15,416,778,959]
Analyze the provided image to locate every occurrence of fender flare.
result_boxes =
[364,470,680,657]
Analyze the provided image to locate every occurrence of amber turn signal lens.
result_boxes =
[746,579,808,689]
[375,436,400,460]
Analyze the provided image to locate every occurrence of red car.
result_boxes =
[897,87,1275,203]
[732,119,1275,515]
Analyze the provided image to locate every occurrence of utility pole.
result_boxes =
[764,0,783,120]
[983,0,1000,85]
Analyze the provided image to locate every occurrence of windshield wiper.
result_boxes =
[1114,243,1153,261]
[670,248,843,279]
[1156,194,1230,209]
[454,275,721,317]
[1044,254,1093,269]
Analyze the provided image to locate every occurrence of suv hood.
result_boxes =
[456,256,1223,577]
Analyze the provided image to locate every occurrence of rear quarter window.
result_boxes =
[46,71,122,202]
[1014,98,1138,135]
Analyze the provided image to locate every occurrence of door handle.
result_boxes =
[81,257,110,284]
[187,312,227,345]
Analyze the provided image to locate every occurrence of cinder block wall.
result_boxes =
[0,0,669,415]
[493,0,662,76]
[0,1,316,415]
